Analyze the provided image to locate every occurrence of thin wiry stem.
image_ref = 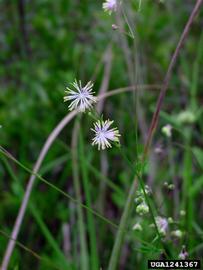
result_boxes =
[1,84,159,270]
[107,1,202,269]
[143,0,203,159]
[1,110,77,270]
[0,229,61,270]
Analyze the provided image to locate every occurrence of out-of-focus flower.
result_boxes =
[135,185,151,199]
[91,119,120,150]
[161,124,172,138]
[64,80,97,112]
[155,216,168,236]
[180,210,186,216]
[168,184,175,190]
[171,230,183,238]
[103,0,117,14]
[112,24,118,30]
[177,110,196,125]
[136,202,149,216]
[132,223,143,231]
[140,185,151,196]
[168,217,174,224]
[179,246,188,260]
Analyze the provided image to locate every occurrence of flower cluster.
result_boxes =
[135,185,151,216]
[64,80,121,150]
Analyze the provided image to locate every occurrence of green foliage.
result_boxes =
[0,0,203,269]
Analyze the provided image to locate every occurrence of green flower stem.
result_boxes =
[107,178,137,270]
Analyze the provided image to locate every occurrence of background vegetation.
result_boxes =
[0,0,203,269]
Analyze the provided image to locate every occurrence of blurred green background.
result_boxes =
[0,0,203,269]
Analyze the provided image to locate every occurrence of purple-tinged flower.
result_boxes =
[179,246,188,260]
[155,216,168,235]
[103,0,117,14]
[64,80,97,112]
[91,119,120,150]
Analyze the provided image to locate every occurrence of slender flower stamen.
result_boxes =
[91,119,121,150]
[64,80,97,112]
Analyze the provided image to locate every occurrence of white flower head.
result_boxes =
[91,119,120,150]
[171,230,183,238]
[103,0,117,14]
[132,223,143,231]
[136,202,149,216]
[64,80,97,112]
[161,124,172,138]
[155,216,168,236]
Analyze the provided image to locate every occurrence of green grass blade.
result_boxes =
[79,130,99,270]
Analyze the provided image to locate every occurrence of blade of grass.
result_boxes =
[108,1,203,269]
[182,130,193,250]
[0,145,158,248]
[0,84,161,269]
[107,179,137,270]
[29,204,71,269]
[189,175,203,197]
[71,120,89,270]
[1,154,71,268]
[0,229,62,270]
[0,146,118,228]
[79,129,99,270]
[84,159,125,198]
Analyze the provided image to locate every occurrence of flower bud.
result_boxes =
[136,203,149,216]
[132,223,143,231]
[171,230,183,238]
[162,124,172,138]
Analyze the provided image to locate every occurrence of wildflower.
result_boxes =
[180,210,186,216]
[168,184,175,190]
[164,182,168,187]
[112,24,118,30]
[155,216,168,236]
[136,202,149,216]
[103,0,117,14]
[161,124,172,138]
[168,217,174,224]
[64,80,97,112]
[132,223,142,231]
[179,246,188,260]
[140,185,151,196]
[91,119,120,150]
[134,196,143,204]
[171,230,183,238]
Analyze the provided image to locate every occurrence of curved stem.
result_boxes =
[107,1,202,269]
[143,0,203,159]
[1,84,159,270]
